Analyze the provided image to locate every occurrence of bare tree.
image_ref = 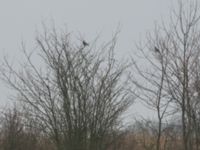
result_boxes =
[131,29,172,150]
[0,27,131,150]
[132,1,200,150]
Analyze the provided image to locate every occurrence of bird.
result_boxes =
[82,40,89,47]
[154,46,160,53]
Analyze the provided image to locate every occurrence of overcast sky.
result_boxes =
[0,0,175,119]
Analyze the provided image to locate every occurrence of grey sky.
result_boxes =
[0,0,174,119]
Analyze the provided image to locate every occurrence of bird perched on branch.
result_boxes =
[82,40,89,47]
[154,46,160,53]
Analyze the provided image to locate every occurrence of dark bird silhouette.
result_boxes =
[154,46,160,53]
[82,40,89,47]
